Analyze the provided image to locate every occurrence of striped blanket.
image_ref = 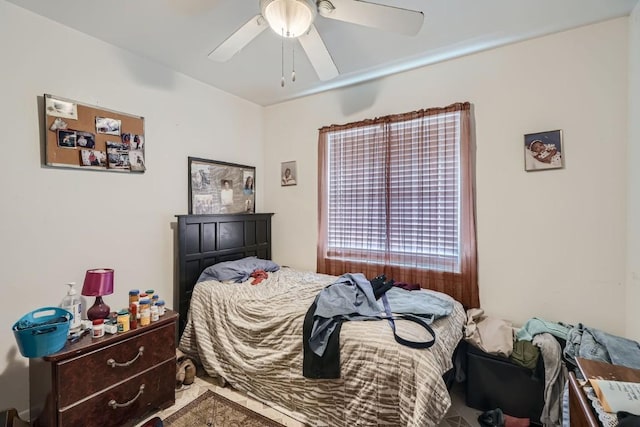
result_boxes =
[179,268,465,426]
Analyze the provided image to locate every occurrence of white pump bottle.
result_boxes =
[60,282,82,332]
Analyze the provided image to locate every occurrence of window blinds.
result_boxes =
[325,111,461,273]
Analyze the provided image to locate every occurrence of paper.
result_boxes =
[591,379,640,415]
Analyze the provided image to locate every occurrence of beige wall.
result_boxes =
[264,19,629,335]
[627,3,640,341]
[0,1,264,415]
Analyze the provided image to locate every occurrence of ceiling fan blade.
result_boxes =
[298,25,339,81]
[318,0,424,36]
[208,15,268,62]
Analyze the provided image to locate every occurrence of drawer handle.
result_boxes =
[108,384,145,409]
[107,346,144,368]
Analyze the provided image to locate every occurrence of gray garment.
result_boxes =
[309,273,381,356]
[563,323,640,369]
[533,333,567,427]
[376,287,453,320]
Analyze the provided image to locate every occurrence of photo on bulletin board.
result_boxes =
[96,117,122,136]
[46,96,77,120]
[129,150,146,172]
[188,157,256,215]
[76,131,95,149]
[79,149,107,168]
[44,93,145,173]
[57,130,77,148]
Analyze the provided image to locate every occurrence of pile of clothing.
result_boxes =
[464,311,640,427]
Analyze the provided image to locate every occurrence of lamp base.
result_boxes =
[87,296,110,320]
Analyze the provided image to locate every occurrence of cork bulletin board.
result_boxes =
[44,94,145,172]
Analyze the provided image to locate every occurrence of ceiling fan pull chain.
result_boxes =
[292,41,296,82]
[281,28,285,87]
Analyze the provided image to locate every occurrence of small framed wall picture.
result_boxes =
[524,129,564,171]
[281,161,297,186]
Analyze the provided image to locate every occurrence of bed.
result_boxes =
[175,214,466,426]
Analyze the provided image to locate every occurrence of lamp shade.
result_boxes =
[261,0,316,38]
[82,268,114,296]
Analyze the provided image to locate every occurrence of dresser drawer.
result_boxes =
[56,322,175,408]
[59,359,175,427]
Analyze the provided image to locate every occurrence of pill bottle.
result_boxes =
[150,305,159,322]
[129,303,138,329]
[92,319,104,338]
[129,289,140,304]
[133,300,140,320]
[117,309,130,333]
[139,299,151,327]
[156,300,166,316]
[145,289,155,300]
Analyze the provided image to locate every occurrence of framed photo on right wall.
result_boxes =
[524,129,564,171]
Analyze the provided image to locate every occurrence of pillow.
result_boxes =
[197,257,280,283]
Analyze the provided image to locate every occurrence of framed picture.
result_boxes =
[188,157,256,214]
[524,129,564,171]
[281,160,297,186]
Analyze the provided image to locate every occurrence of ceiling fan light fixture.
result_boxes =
[260,0,316,38]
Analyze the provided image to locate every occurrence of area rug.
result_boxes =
[163,390,285,427]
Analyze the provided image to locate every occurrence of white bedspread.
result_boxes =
[179,268,465,426]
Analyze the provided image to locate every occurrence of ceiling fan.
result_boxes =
[208,0,424,82]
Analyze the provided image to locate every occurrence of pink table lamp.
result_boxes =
[82,268,114,320]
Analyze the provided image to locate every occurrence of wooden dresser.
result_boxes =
[568,357,640,426]
[30,310,178,427]
[568,371,600,426]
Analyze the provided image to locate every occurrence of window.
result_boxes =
[317,103,478,308]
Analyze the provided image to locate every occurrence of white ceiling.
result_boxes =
[8,0,638,106]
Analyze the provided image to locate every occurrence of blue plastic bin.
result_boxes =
[12,307,72,358]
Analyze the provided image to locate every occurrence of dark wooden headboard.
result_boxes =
[175,213,273,336]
